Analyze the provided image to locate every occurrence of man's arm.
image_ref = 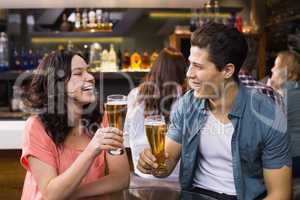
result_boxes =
[261,105,292,200]
[263,166,292,200]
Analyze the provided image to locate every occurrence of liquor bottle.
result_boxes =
[206,0,213,22]
[102,12,112,31]
[96,9,102,30]
[88,9,97,28]
[11,86,22,112]
[20,48,29,70]
[117,49,122,70]
[89,43,102,72]
[213,0,222,23]
[0,32,9,72]
[12,49,22,70]
[122,49,130,71]
[141,51,150,69]
[150,50,159,67]
[108,44,117,71]
[74,9,81,30]
[101,48,109,70]
[27,49,35,70]
[82,9,88,29]
[130,50,142,71]
[60,14,71,32]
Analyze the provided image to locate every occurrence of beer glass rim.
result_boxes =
[107,94,127,102]
[144,114,165,124]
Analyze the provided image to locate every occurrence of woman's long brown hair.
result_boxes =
[137,47,187,123]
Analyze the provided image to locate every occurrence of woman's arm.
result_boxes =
[28,127,124,200]
[70,151,130,199]
[28,148,96,200]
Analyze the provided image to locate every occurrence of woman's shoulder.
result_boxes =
[25,115,44,130]
[127,87,141,107]
[128,87,139,99]
[24,115,53,143]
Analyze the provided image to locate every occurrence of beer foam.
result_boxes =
[144,121,166,126]
[106,101,127,105]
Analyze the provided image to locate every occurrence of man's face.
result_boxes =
[270,56,287,90]
[186,46,226,99]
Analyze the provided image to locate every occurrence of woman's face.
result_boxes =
[270,56,287,90]
[66,55,96,105]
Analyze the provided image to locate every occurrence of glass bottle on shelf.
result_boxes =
[141,51,150,70]
[122,49,130,71]
[82,9,88,29]
[102,12,112,31]
[27,49,35,70]
[96,9,102,30]
[130,50,142,71]
[88,9,97,29]
[101,48,109,71]
[117,49,122,71]
[206,0,213,22]
[213,0,222,23]
[11,86,22,112]
[0,32,9,72]
[60,14,71,32]
[108,44,117,71]
[35,49,43,67]
[75,9,81,30]
[89,43,102,72]
[20,48,29,70]
[12,49,22,70]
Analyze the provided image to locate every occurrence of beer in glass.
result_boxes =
[144,115,167,174]
[105,95,127,155]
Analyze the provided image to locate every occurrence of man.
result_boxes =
[268,50,300,178]
[137,22,291,200]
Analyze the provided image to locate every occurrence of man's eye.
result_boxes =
[194,65,202,69]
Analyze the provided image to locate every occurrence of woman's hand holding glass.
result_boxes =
[85,127,124,157]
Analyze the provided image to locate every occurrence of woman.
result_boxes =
[21,51,130,200]
[268,50,300,178]
[124,47,187,186]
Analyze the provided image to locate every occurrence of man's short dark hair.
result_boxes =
[191,22,248,82]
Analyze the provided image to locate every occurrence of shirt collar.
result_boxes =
[228,85,247,118]
[191,86,247,118]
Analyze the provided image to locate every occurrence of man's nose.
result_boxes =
[186,65,194,79]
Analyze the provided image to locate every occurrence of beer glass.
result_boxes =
[105,95,127,155]
[144,115,167,174]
